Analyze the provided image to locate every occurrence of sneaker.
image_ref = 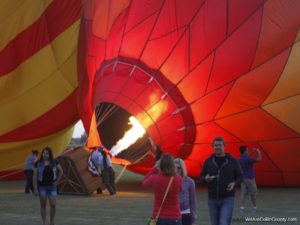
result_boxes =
[252,207,257,213]
[240,206,245,213]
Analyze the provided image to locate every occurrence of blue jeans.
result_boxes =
[157,218,182,225]
[182,213,192,225]
[102,167,116,195]
[208,197,235,225]
[38,186,57,197]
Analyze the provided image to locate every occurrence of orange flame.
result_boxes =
[110,93,168,156]
[110,116,146,156]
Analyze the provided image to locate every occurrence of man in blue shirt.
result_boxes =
[238,146,262,213]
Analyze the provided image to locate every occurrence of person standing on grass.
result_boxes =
[33,147,63,225]
[238,146,262,213]
[174,158,197,225]
[24,150,38,194]
[143,154,183,225]
[200,136,243,225]
[98,148,116,196]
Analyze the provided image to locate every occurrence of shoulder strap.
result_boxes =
[155,176,174,220]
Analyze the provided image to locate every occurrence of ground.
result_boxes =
[0,166,299,225]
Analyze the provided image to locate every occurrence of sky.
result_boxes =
[72,120,85,138]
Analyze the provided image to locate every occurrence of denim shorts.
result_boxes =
[38,186,57,197]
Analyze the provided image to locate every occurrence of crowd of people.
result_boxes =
[23,136,261,225]
[144,136,261,225]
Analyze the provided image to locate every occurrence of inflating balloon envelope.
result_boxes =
[0,0,300,187]
[78,0,300,186]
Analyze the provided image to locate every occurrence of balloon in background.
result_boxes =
[78,0,300,186]
[0,0,81,179]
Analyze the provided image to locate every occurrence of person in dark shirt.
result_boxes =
[97,147,116,195]
[238,146,262,213]
[200,136,243,225]
[33,147,63,225]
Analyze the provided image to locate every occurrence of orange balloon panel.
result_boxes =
[78,0,300,186]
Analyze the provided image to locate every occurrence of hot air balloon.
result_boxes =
[78,0,300,187]
[0,0,81,179]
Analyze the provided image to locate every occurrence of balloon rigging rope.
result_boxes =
[114,164,127,184]
[111,148,152,184]
[96,104,118,126]
[131,148,152,164]
[121,136,149,161]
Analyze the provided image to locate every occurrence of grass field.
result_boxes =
[1,166,299,225]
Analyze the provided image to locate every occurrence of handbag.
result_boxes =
[147,176,174,225]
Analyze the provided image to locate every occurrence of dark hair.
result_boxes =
[38,147,54,164]
[239,146,247,154]
[32,150,38,156]
[155,145,163,161]
[213,136,225,145]
[160,154,176,176]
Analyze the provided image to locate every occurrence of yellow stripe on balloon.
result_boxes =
[0,21,80,135]
[0,20,79,105]
[0,66,76,135]
[0,124,74,171]
[0,0,53,50]
[263,40,300,104]
[50,20,80,67]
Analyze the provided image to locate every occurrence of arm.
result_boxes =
[200,160,215,183]
[189,179,197,224]
[227,159,243,191]
[253,148,262,162]
[142,167,159,188]
[199,161,207,183]
[54,164,63,186]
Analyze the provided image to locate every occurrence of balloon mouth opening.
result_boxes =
[95,102,151,165]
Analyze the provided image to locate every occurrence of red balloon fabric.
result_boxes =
[78,0,300,186]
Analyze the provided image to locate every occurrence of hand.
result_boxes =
[253,148,260,153]
[205,174,216,182]
[226,182,235,191]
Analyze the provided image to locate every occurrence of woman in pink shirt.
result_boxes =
[143,154,183,225]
